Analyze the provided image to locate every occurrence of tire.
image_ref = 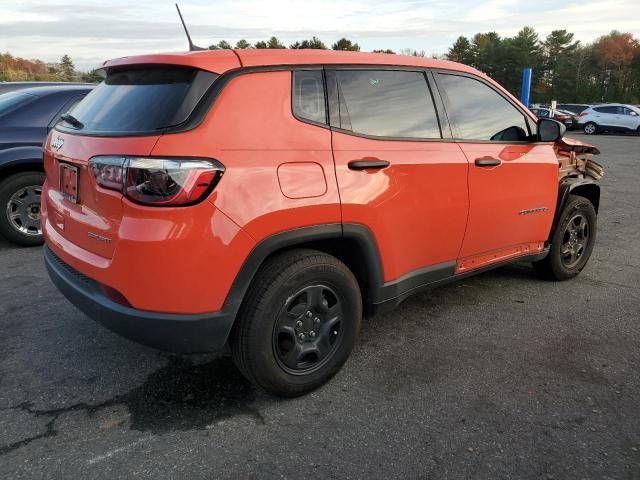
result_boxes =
[231,249,362,397]
[583,122,598,135]
[533,195,597,281]
[0,172,45,247]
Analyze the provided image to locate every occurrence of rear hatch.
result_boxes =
[44,66,219,259]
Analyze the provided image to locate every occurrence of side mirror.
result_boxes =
[537,118,566,142]
[630,111,638,116]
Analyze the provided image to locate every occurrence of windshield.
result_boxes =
[0,91,37,117]
[61,66,218,135]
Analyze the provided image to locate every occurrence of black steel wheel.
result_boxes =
[272,284,344,374]
[232,249,361,397]
[534,195,597,280]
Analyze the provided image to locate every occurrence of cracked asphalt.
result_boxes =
[1,133,639,479]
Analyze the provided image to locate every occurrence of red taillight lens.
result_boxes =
[579,112,588,117]
[88,156,224,206]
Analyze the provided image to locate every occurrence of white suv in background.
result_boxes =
[579,103,640,135]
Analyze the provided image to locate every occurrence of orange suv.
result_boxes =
[42,50,603,396]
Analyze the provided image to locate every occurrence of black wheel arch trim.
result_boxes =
[549,177,600,242]
[221,223,386,316]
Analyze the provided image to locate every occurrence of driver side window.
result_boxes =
[437,73,530,142]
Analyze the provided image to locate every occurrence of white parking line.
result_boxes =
[87,436,153,465]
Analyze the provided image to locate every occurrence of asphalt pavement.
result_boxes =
[1,132,639,479]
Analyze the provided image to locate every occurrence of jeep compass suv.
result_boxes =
[42,50,603,396]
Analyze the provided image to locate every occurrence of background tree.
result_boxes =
[235,39,252,49]
[446,36,473,64]
[290,36,327,49]
[542,30,580,100]
[332,38,360,51]
[59,54,75,81]
[208,40,232,50]
[255,36,286,49]
[470,32,506,82]
[81,70,103,83]
[501,26,544,93]
[372,49,395,54]
[593,31,640,100]
[399,48,426,57]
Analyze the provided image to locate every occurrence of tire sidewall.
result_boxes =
[247,261,361,394]
[549,196,597,280]
[0,172,45,246]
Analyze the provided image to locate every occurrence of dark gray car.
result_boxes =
[0,85,94,246]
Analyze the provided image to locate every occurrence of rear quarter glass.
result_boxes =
[58,67,218,135]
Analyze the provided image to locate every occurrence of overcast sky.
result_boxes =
[1,0,639,71]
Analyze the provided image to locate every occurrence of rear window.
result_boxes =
[593,106,618,114]
[0,91,37,117]
[60,67,218,135]
[292,71,327,125]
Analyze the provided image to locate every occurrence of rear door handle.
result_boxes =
[474,157,502,167]
[348,159,390,170]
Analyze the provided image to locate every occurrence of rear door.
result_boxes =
[433,72,557,273]
[592,106,622,128]
[329,68,469,285]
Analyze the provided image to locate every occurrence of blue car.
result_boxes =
[0,85,94,246]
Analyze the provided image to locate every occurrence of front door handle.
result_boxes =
[348,159,390,170]
[474,157,502,167]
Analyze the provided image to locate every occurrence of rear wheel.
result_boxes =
[0,172,45,247]
[583,122,598,135]
[533,195,597,280]
[232,249,362,397]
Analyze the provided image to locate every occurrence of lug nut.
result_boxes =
[298,333,305,341]
[296,320,303,328]
[314,317,320,325]
[306,311,313,318]
[309,331,316,338]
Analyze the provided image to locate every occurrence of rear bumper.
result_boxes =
[44,245,234,353]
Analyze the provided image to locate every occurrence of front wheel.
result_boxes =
[0,172,45,247]
[231,249,362,397]
[583,122,598,135]
[533,195,597,281]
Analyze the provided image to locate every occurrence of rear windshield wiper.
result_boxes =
[60,113,84,129]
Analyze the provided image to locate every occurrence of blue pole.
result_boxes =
[520,67,532,107]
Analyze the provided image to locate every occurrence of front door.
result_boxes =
[328,68,469,285]
[619,106,640,130]
[434,72,558,273]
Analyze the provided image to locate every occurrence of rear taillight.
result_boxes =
[579,112,588,117]
[89,156,224,206]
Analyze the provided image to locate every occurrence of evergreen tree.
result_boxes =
[446,36,473,64]
[59,54,75,81]
[290,37,327,49]
[235,39,252,49]
[332,38,360,51]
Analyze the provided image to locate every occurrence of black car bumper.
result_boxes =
[44,246,235,353]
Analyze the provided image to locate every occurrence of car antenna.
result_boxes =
[175,3,206,51]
